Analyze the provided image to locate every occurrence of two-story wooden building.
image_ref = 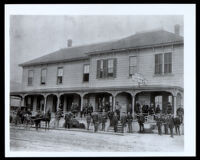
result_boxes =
[10,27,184,117]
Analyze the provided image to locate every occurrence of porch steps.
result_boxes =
[106,122,124,133]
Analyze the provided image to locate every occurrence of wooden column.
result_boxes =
[21,96,25,107]
[43,95,47,114]
[63,95,67,113]
[132,94,135,118]
[174,96,177,116]
[80,95,84,112]
[113,95,116,111]
[57,95,60,112]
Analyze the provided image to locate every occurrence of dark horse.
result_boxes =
[33,111,51,131]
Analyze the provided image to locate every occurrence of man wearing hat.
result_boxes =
[91,111,99,132]
[168,114,175,138]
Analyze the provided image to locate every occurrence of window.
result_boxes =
[100,60,104,78]
[28,70,33,86]
[129,56,137,76]
[164,53,172,73]
[41,68,47,85]
[83,64,89,82]
[155,52,172,75]
[57,67,63,84]
[155,54,163,74]
[97,58,117,79]
[108,59,114,77]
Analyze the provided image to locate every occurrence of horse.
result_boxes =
[23,113,34,130]
[32,111,51,131]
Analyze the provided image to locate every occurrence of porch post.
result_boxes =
[33,96,37,112]
[80,94,84,112]
[112,95,116,111]
[21,96,25,107]
[174,96,177,116]
[131,93,136,118]
[57,94,60,112]
[44,95,47,114]
[63,95,67,113]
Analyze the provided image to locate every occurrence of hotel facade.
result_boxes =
[10,27,184,118]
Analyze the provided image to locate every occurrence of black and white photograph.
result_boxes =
[5,4,196,157]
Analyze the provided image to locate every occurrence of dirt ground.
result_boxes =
[10,126,184,152]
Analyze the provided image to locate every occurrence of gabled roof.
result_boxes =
[19,30,183,67]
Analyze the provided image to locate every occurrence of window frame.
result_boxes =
[40,68,47,85]
[83,64,90,82]
[107,58,114,78]
[99,59,104,78]
[57,67,64,85]
[154,52,173,75]
[155,53,163,75]
[164,52,172,74]
[129,56,137,77]
[27,70,34,86]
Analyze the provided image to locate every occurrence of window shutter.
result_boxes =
[113,58,117,78]
[103,59,108,78]
[97,60,100,78]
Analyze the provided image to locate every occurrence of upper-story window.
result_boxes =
[57,67,63,84]
[129,56,137,76]
[83,64,90,82]
[41,68,47,85]
[155,54,163,74]
[108,59,114,77]
[164,53,172,74]
[97,58,117,79]
[28,70,33,86]
[100,60,104,78]
[155,52,172,75]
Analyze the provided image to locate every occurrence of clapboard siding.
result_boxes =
[21,44,183,91]
[22,60,90,91]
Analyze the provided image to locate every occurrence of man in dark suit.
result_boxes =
[64,112,72,129]
[101,109,108,131]
[156,114,162,135]
[155,104,161,114]
[112,112,119,132]
[120,112,127,133]
[167,102,173,114]
[86,113,92,130]
[168,114,175,138]
[127,112,133,133]
[137,112,145,133]
[91,111,99,132]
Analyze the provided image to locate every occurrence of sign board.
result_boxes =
[131,73,147,86]
[10,97,21,107]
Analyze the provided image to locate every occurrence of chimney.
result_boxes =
[67,39,72,47]
[174,24,180,35]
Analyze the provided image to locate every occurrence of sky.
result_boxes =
[9,15,183,84]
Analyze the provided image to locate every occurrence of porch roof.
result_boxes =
[10,85,183,95]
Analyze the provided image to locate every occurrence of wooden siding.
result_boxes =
[21,44,183,91]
